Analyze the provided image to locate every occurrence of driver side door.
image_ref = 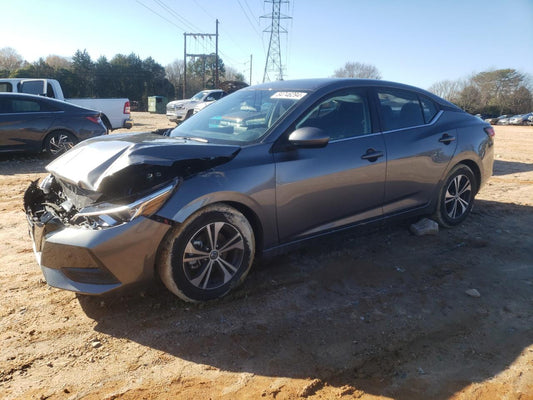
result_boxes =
[274,88,386,243]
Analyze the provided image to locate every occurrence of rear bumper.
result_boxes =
[27,212,170,295]
[123,118,134,129]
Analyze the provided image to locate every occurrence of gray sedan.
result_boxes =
[24,79,494,302]
[0,93,107,156]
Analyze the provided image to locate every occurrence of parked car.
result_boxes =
[24,79,494,302]
[497,115,512,125]
[166,89,227,123]
[529,114,533,125]
[485,115,509,125]
[0,93,107,156]
[0,78,133,130]
[509,112,533,125]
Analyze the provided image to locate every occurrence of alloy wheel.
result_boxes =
[182,222,245,290]
[444,174,472,220]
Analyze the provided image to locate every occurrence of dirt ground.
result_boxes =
[0,113,531,400]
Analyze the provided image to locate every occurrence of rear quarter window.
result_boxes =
[419,96,438,123]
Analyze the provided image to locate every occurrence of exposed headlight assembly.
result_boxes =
[72,181,177,228]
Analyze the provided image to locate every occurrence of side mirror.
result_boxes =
[288,127,329,148]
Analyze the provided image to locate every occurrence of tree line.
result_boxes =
[0,47,244,110]
[428,69,532,116]
[2,48,531,116]
[334,62,532,116]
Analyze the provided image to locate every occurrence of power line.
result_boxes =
[153,0,201,32]
[136,0,188,32]
[237,0,263,39]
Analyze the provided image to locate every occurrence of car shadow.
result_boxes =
[493,159,533,176]
[78,199,533,399]
[0,152,49,175]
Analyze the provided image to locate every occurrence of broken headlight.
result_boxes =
[72,181,177,228]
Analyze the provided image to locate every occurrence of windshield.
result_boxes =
[191,91,208,101]
[170,89,307,144]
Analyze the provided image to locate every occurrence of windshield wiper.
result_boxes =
[173,136,209,143]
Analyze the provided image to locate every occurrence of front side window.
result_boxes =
[170,89,307,144]
[378,89,424,131]
[296,91,371,140]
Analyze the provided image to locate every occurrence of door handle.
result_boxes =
[439,133,456,144]
[361,149,384,162]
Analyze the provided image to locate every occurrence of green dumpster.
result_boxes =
[148,96,167,114]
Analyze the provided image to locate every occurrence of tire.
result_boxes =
[44,131,77,157]
[184,109,193,120]
[434,164,477,228]
[157,204,255,302]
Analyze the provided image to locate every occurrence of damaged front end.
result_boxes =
[23,174,178,294]
[23,132,241,295]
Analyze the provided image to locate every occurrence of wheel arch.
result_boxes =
[157,193,267,258]
[456,159,481,194]
[223,201,264,256]
[100,114,112,130]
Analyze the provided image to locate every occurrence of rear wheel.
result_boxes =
[157,204,255,302]
[434,164,477,227]
[44,131,77,157]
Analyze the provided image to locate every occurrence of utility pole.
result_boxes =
[250,54,253,85]
[183,33,187,99]
[261,0,291,82]
[215,19,219,88]
[183,20,219,98]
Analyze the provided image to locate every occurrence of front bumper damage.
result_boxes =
[22,132,240,295]
[25,179,171,295]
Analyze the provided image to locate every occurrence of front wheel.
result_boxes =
[157,204,255,302]
[44,131,77,157]
[434,164,477,227]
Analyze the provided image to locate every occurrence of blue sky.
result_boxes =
[1,0,532,89]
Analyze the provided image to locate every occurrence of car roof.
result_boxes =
[246,78,460,110]
[0,92,98,112]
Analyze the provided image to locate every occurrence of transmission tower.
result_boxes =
[261,0,291,82]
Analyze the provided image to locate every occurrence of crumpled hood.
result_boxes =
[46,132,240,192]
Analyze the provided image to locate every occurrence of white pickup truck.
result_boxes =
[0,78,133,130]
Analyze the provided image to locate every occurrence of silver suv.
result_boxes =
[166,89,227,123]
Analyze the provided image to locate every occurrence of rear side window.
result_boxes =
[0,99,55,113]
[378,89,424,130]
[377,90,440,130]
[12,99,42,112]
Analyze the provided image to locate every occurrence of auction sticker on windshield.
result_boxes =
[271,91,307,100]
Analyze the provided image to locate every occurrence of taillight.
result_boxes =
[86,115,101,124]
[124,101,131,114]
[484,126,495,137]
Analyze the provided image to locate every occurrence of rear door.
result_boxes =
[274,88,386,242]
[376,88,457,214]
[0,96,54,152]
